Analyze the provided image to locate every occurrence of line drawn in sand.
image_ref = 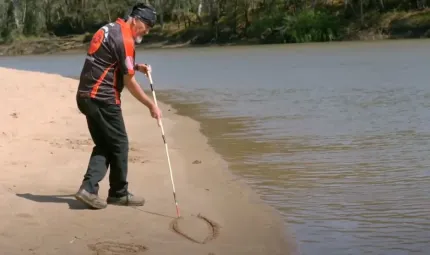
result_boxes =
[170,213,220,244]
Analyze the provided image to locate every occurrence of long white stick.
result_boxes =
[147,72,180,218]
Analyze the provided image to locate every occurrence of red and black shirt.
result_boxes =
[77,18,136,105]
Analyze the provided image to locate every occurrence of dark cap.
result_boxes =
[130,3,157,28]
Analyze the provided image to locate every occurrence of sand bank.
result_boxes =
[0,67,298,255]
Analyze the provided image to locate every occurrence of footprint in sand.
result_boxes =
[129,156,149,164]
[88,241,147,255]
[63,138,93,150]
[129,145,149,164]
[34,137,93,151]
[15,213,39,226]
[15,213,33,219]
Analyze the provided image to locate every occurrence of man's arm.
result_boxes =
[124,74,155,109]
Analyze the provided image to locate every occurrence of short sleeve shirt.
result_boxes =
[77,18,135,105]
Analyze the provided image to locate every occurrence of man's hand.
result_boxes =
[135,63,152,76]
[149,104,162,125]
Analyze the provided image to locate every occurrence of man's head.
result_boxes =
[127,3,157,44]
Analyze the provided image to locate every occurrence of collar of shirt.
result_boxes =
[116,18,133,41]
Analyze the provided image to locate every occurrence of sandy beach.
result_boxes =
[0,67,298,255]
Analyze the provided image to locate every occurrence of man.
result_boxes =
[74,3,161,209]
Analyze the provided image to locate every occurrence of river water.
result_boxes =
[1,40,430,255]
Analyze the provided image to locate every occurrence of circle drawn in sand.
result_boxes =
[170,214,220,244]
[88,241,147,255]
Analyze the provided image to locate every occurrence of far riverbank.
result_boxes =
[1,9,430,56]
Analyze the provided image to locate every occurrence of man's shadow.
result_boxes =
[15,193,91,210]
[15,193,176,218]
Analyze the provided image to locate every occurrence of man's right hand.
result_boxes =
[149,104,162,123]
[135,63,151,76]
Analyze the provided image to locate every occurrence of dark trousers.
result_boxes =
[76,95,129,198]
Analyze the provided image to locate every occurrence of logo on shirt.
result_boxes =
[88,29,105,55]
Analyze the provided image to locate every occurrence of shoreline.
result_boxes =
[0,34,262,57]
[0,32,429,57]
[0,36,427,58]
[0,67,298,254]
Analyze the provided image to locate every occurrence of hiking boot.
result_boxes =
[106,192,145,206]
[74,188,107,209]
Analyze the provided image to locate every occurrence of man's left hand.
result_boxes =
[135,63,152,76]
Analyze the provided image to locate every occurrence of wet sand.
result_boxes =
[0,67,298,255]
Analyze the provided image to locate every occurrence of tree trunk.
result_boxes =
[103,0,111,21]
[12,0,21,31]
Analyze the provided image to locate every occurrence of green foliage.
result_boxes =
[245,9,342,44]
[246,12,285,39]
[0,0,429,49]
[282,10,343,43]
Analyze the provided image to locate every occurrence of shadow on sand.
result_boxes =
[15,193,177,218]
[15,193,90,210]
